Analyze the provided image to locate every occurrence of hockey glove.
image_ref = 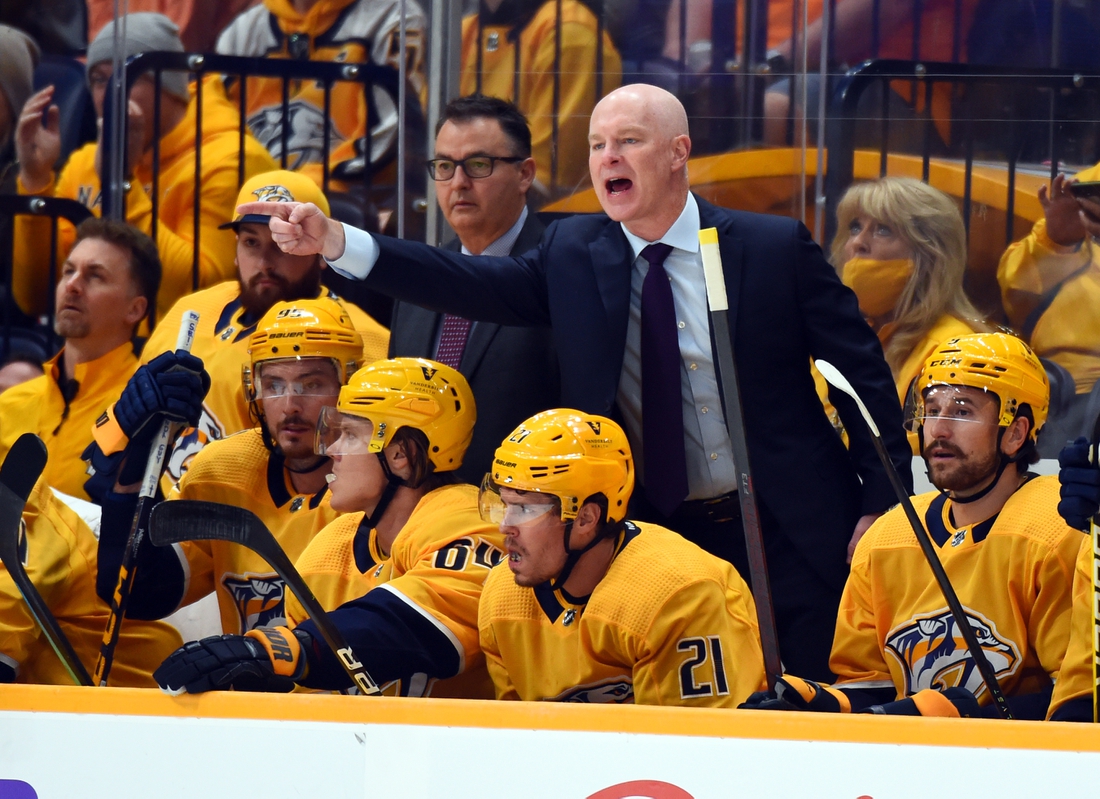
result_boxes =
[739,675,851,712]
[114,350,210,442]
[859,687,981,718]
[1057,436,1100,531]
[154,626,309,695]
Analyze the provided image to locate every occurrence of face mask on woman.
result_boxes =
[841,257,915,318]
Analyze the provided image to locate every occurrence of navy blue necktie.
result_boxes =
[640,242,689,516]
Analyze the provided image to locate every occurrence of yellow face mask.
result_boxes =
[841,257,915,318]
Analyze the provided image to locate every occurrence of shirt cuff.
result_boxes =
[324,223,379,280]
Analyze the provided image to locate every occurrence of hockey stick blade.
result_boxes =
[149,500,380,695]
[0,434,92,686]
[815,359,1014,720]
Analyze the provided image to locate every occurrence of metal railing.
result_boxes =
[0,194,94,357]
[99,51,422,292]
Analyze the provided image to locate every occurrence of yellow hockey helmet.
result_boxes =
[915,332,1049,438]
[330,357,475,472]
[487,409,634,522]
[242,297,363,401]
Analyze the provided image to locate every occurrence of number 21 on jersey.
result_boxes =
[677,636,729,699]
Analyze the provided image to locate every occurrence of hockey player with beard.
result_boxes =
[96,298,362,635]
[743,333,1082,719]
[152,359,507,698]
[86,170,388,495]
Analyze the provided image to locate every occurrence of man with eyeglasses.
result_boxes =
[389,94,559,484]
[96,298,363,636]
[743,333,1081,720]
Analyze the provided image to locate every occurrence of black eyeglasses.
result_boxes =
[425,156,525,181]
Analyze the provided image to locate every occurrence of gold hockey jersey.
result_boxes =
[832,475,1081,704]
[288,483,504,697]
[167,428,341,634]
[0,479,181,686]
[478,521,766,706]
[1047,535,1095,718]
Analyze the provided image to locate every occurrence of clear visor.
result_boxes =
[315,406,376,456]
[255,361,341,402]
[477,475,557,526]
[906,384,996,431]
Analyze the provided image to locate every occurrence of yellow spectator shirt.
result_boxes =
[0,341,137,501]
[13,77,278,322]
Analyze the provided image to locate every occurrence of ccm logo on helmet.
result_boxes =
[928,358,963,367]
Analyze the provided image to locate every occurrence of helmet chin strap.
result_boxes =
[935,427,1018,505]
[550,518,623,592]
[363,452,404,529]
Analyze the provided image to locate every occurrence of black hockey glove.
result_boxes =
[1058,436,1100,531]
[739,675,851,712]
[154,626,311,695]
[858,687,981,718]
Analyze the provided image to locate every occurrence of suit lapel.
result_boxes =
[587,221,632,328]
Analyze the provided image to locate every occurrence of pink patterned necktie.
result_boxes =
[435,313,472,368]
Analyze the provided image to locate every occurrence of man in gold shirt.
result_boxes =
[12,12,278,321]
[0,218,205,502]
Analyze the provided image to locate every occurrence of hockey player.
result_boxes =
[152,358,507,698]
[744,333,1082,719]
[477,409,766,706]
[87,169,388,494]
[97,298,362,636]
[1046,534,1095,722]
[1,478,181,686]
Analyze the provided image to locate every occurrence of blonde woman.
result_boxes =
[832,177,990,402]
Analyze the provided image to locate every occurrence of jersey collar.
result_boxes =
[924,473,1037,548]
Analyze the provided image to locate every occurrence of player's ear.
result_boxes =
[571,501,604,545]
[1001,415,1030,458]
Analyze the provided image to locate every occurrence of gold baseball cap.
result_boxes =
[220,170,331,229]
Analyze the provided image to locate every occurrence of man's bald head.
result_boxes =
[588,85,692,240]
[592,84,690,141]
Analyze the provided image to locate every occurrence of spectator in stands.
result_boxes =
[826,177,988,431]
[0,476,182,687]
[0,328,50,394]
[215,0,427,200]
[0,356,44,394]
[12,12,278,323]
[87,170,389,495]
[87,0,257,52]
[461,0,622,198]
[389,94,559,484]
[96,298,361,639]
[746,333,1078,721]
[998,172,1100,400]
[0,25,38,182]
[0,218,172,501]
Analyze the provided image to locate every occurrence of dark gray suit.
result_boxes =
[387,212,560,484]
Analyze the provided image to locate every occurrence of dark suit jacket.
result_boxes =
[366,195,912,591]
[387,212,561,484]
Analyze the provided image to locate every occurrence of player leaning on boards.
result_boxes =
[745,333,1081,719]
[153,359,507,698]
[96,299,362,635]
[478,409,765,706]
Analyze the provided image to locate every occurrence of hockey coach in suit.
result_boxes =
[239,83,912,682]
[388,95,559,485]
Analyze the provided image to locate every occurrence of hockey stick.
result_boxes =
[698,229,783,687]
[815,358,1014,720]
[1088,411,1100,724]
[149,499,381,695]
[94,310,200,686]
[0,434,92,686]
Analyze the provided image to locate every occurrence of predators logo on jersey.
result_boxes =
[885,608,1020,698]
[224,573,286,634]
[246,104,339,172]
[552,676,634,704]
